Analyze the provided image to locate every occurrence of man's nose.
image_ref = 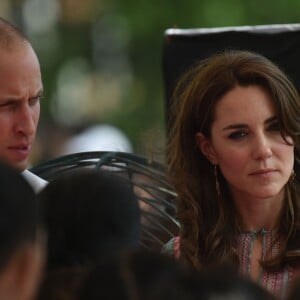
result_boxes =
[15,105,37,136]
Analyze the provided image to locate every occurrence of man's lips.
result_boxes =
[8,144,31,151]
[7,144,31,160]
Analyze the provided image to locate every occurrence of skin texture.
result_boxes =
[0,43,43,171]
[197,85,294,230]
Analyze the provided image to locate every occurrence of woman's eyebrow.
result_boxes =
[222,116,278,131]
[222,124,248,131]
[264,116,278,124]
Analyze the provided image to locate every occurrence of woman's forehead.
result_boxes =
[212,85,276,127]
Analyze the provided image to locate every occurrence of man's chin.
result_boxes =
[0,158,28,172]
[13,162,28,172]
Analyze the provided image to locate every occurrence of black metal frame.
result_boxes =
[30,151,179,250]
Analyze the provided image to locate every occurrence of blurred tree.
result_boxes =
[7,0,300,163]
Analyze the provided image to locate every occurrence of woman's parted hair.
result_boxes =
[167,50,300,269]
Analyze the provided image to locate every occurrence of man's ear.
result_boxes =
[0,237,45,300]
[195,132,218,164]
[14,240,45,300]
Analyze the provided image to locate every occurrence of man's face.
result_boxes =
[0,44,43,171]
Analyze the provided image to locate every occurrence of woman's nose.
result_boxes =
[252,134,272,160]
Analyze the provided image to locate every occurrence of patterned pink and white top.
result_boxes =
[162,230,299,299]
[236,229,294,299]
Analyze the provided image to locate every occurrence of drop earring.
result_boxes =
[214,165,220,196]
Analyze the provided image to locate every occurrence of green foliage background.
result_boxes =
[11,0,300,163]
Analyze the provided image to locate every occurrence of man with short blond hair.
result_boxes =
[0,18,47,192]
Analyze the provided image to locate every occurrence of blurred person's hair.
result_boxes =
[38,169,141,270]
[79,250,187,300]
[35,266,88,300]
[0,162,45,300]
[79,249,275,300]
[0,162,43,269]
[286,273,300,300]
[186,266,276,300]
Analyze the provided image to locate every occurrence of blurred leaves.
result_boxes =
[10,0,300,161]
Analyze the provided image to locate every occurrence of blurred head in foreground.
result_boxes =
[0,162,45,300]
[38,169,141,270]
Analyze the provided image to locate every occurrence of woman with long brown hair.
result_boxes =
[164,50,300,298]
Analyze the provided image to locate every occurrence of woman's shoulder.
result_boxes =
[161,236,181,258]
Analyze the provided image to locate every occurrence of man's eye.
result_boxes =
[0,102,17,109]
[29,96,40,106]
[228,131,247,140]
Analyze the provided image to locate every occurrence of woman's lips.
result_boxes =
[249,169,277,178]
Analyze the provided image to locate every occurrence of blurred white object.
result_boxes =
[62,124,133,154]
[22,170,48,193]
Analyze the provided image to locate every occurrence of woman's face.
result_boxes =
[197,85,294,203]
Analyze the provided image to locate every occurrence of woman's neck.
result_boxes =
[231,190,284,232]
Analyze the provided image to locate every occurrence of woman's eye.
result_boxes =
[228,131,247,140]
[268,122,280,131]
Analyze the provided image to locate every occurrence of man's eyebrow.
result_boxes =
[0,89,44,103]
[28,89,44,100]
[222,116,278,131]
[33,89,44,97]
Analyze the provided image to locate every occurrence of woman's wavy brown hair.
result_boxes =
[167,50,300,271]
